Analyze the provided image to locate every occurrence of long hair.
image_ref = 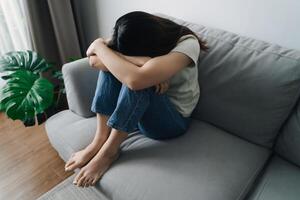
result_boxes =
[107,11,208,57]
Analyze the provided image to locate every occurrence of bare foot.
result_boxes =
[65,140,105,172]
[73,149,119,187]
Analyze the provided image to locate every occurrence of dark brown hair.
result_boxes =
[108,11,208,57]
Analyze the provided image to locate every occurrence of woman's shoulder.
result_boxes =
[171,34,201,66]
[177,34,199,43]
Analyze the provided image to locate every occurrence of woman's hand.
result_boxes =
[86,38,106,57]
[155,80,170,94]
[88,55,109,71]
[87,37,112,71]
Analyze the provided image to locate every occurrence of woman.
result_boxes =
[65,11,208,187]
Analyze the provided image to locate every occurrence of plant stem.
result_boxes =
[35,115,38,126]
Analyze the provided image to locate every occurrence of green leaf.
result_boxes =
[0,50,52,75]
[0,69,54,126]
[52,69,63,80]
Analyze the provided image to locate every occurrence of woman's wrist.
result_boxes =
[94,41,107,56]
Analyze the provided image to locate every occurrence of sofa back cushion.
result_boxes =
[157,13,300,147]
[276,101,300,166]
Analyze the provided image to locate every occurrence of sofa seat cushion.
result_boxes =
[46,111,270,200]
[247,156,300,200]
[99,121,270,200]
[45,110,96,161]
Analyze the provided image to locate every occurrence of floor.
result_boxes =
[0,112,73,200]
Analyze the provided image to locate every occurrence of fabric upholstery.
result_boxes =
[156,13,300,147]
[247,156,300,200]
[62,58,99,118]
[46,114,270,200]
[275,101,300,167]
[45,110,87,161]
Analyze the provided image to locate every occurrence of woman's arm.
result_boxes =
[88,52,150,70]
[119,54,151,66]
[89,49,168,94]
[87,38,192,90]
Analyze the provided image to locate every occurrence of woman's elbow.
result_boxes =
[126,78,148,91]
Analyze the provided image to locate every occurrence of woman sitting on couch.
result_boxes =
[64,11,207,187]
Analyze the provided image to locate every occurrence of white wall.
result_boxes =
[76,0,300,50]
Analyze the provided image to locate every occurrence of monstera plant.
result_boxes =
[0,50,57,126]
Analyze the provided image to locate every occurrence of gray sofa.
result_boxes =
[45,14,300,200]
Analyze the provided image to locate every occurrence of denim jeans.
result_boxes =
[91,71,191,140]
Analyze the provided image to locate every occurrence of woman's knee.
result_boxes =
[91,72,122,114]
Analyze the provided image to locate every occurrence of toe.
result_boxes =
[66,162,79,171]
[73,170,84,185]
[77,176,86,187]
[91,179,97,186]
[82,177,88,187]
[84,178,91,187]
[65,160,75,171]
[88,177,95,187]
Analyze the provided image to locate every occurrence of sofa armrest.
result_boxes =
[62,58,99,118]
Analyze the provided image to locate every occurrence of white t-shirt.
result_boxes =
[166,34,201,117]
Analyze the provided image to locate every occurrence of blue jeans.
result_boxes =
[91,71,191,140]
